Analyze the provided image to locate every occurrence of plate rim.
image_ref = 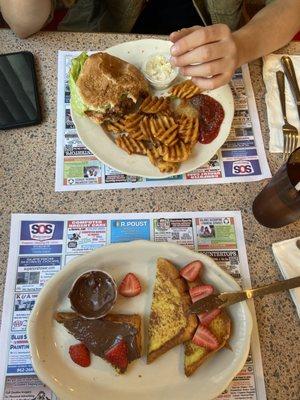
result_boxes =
[71,38,234,179]
[28,240,253,400]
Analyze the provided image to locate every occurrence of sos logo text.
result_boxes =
[29,223,55,241]
[232,160,254,175]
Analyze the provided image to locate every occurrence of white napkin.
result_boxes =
[263,54,300,153]
[272,237,300,317]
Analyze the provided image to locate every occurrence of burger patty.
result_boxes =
[85,97,136,124]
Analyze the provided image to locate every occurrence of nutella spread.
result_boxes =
[56,312,140,362]
[69,271,117,319]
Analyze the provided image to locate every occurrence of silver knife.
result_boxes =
[190,276,300,314]
[281,55,300,120]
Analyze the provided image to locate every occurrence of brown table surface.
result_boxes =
[0,29,299,399]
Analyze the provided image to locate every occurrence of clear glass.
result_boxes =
[252,147,300,228]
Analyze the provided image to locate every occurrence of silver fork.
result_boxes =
[276,71,299,160]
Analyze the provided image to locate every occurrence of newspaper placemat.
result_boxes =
[0,211,266,399]
[55,50,271,191]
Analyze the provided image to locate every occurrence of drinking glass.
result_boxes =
[252,147,300,228]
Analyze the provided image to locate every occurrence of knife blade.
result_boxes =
[281,56,300,121]
[189,291,248,314]
[190,276,300,314]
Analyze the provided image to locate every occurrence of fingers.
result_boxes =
[169,24,237,90]
[170,24,231,57]
[169,26,201,43]
[192,74,230,90]
[170,41,227,67]
[180,58,229,79]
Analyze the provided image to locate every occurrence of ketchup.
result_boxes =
[190,94,225,144]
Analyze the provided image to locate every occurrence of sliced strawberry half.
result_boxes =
[198,308,221,326]
[180,260,203,282]
[189,284,214,303]
[69,343,91,367]
[192,325,219,350]
[104,339,128,372]
[118,273,141,297]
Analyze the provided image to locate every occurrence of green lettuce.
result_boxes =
[69,52,89,116]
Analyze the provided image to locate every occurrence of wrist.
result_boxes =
[232,30,246,68]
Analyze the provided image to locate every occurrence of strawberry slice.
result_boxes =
[69,343,91,367]
[180,260,203,282]
[189,284,214,303]
[198,308,221,326]
[192,325,219,350]
[118,273,141,297]
[104,339,128,372]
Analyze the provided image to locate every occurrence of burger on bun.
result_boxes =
[69,52,149,124]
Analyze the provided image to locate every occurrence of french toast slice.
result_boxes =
[147,258,197,363]
[184,279,232,377]
[55,312,142,373]
[184,310,231,376]
[103,314,142,357]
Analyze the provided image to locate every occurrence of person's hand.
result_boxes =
[169,25,239,90]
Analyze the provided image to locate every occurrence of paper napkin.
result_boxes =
[263,54,300,153]
[272,237,300,317]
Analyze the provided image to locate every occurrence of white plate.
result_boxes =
[28,240,252,400]
[72,39,234,179]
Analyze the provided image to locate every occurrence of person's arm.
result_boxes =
[233,0,300,66]
[169,0,300,90]
[0,0,52,38]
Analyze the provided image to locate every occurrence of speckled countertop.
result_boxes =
[0,30,299,399]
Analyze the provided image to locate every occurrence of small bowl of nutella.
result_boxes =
[142,52,178,90]
[69,270,117,319]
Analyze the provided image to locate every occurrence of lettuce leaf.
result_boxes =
[69,52,89,116]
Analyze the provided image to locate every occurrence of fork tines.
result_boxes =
[283,128,299,161]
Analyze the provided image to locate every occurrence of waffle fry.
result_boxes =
[103,118,126,133]
[156,115,176,130]
[137,116,157,146]
[126,129,147,141]
[139,116,154,139]
[146,149,179,173]
[153,125,178,147]
[123,113,147,140]
[157,160,180,173]
[146,146,167,163]
[140,96,170,113]
[146,148,159,168]
[124,113,144,131]
[108,91,203,173]
[170,80,201,99]
[142,115,179,146]
[178,116,199,145]
[115,135,147,155]
[162,141,191,162]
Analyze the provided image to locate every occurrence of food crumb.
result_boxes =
[138,375,142,378]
